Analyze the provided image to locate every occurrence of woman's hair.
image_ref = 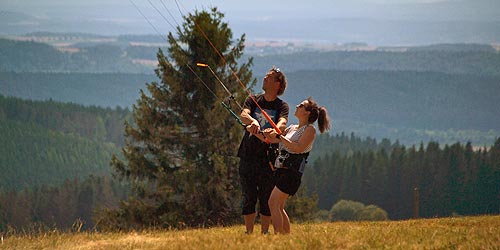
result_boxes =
[305,97,331,133]
[270,66,287,96]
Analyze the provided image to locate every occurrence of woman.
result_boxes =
[263,97,331,234]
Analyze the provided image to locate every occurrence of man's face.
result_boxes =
[262,71,280,92]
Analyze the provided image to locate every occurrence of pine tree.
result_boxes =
[108,8,253,229]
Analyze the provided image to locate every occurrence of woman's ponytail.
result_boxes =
[306,97,331,134]
[317,106,331,134]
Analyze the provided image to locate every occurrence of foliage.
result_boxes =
[0,175,128,233]
[285,187,319,222]
[329,200,365,221]
[0,96,131,231]
[107,8,254,229]
[0,119,118,191]
[0,95,131,146]
[356,205,389,221]
[306,137,500,220]
[0,95,133,190]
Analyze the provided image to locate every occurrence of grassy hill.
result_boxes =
[3,216,499,249]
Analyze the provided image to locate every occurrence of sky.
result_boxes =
[2,0,499,45]
[3,0,499,21]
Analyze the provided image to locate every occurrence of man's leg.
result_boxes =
[257,167,274,234]
[260,214,271,233]
[244,213,256,234]
[239,160,257,234]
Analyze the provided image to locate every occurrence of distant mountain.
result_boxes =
[0,38,153,73]
[1,38,499,146]
[405,43,496,52]
[249,49,500,77]
[0,11,39,23]
[2,69,498,146]
[0,72,155,108]
[281,69,500,146]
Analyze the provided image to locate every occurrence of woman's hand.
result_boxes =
[263,128,280,143]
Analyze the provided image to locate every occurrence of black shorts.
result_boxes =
[274,168,302,196]
[239,159,274,216]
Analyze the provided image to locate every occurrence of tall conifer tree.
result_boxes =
[109,8,254,228]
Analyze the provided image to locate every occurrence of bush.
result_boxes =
[329,200,388,221]
[329,200,364,221]
[314,209,330,222]
[357,205,388,221]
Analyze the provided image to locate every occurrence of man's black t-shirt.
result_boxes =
[237,94,289,162]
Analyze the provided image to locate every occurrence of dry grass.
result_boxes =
[2,215,500,250]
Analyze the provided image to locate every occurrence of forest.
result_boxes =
[305,134,500,219]
[1,116,498,230]
[0,95,130,190]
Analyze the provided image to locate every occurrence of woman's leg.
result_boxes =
[281,203,290,234]
[268,186,289,234]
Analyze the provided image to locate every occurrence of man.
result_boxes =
[237,66,289,234]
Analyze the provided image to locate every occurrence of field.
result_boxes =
[2,215,499,250]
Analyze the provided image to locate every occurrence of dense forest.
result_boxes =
[0,175,128,232]
[304,134,500,219]
[0,95,130,190]
[2,130,498,231]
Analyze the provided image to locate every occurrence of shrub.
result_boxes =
[329,200,364,221]
[329,200,388,221]
[356,205,388,221]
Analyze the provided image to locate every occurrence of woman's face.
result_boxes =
[294,100,310,118]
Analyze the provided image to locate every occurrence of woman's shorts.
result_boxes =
[274,168,302,196]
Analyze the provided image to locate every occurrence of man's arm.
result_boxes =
[240,108,260,135]
[240,108,269,143]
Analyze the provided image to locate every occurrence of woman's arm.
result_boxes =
[278,126,316,153]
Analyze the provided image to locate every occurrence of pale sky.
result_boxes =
[2,0,498,21]
[2,0,499,45]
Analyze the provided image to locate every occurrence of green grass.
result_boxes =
[2,215,500,250]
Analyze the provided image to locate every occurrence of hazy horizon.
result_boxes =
[1,0,500,45]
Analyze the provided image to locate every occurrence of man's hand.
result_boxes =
[246,120,261,135]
